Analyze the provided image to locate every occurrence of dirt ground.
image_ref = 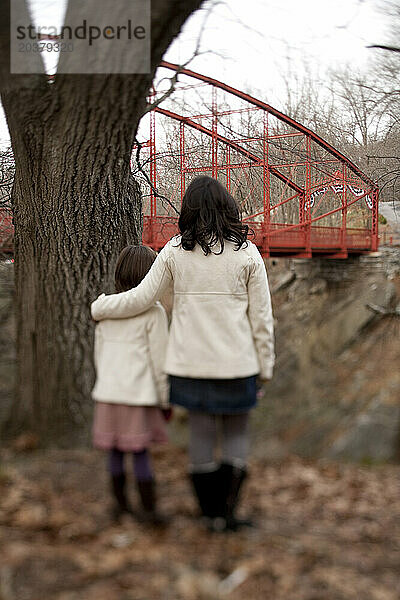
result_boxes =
[0,444,399,600]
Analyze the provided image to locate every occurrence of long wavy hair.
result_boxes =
[178,176,249,255]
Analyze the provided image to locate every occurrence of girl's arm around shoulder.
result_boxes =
[92,320,105,374]
[91,242,173,322]
[246,244,275,381]
[147,303,170,408]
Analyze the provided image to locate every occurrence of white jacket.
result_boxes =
[92,302,169,407]
[91,237,275,380]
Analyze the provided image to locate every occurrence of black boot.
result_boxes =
[219,463,253,531]
[136,478,167,526]
[111,473,134,520]
[190,470,227,531]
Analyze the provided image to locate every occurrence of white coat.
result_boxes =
[91,237,275,381]
[92,302,169,407]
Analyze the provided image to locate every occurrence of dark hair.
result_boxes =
[178,176,249,255]
[114,245,157,293]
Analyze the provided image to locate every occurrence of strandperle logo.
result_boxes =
[11,0,150,74]
[16,20,147,46]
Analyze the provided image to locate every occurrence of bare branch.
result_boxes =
[143,1,221,115]
[132,136,180,215]
[366,155,400,161]
[367,303,400,316]
[368,44,400,53]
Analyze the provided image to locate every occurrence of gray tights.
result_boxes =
[188,411,249,473]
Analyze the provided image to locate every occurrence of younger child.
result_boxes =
[92,245,170,524]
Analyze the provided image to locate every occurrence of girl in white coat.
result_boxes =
[92,177,275,531]
[92,245,170,524]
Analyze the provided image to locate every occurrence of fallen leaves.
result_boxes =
[0,447,399,600]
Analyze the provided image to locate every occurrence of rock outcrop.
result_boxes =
[253,249,400,462]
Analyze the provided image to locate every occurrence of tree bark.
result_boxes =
[0,0,203,443]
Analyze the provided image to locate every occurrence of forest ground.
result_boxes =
[0,443,399,600]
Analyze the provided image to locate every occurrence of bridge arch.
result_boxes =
[139,62,378,258]
[0,63,379,259]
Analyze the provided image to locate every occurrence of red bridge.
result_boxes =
[139,62,378,259]
[0,210,12,255]
[1,62,379,259]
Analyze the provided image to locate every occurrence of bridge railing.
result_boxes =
[142,216,373,256]
[0,210,376,257]
[0,209,13,255]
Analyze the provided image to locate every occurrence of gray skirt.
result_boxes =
[169,375,257,414]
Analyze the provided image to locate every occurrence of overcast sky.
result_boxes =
[0,0,391,148]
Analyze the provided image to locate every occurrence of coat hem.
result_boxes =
[92,396,164,407]
[166,367,261,379]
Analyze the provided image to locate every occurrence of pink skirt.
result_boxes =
[92,402,168,452]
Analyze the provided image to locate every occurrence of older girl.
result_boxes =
[92,176,275,531]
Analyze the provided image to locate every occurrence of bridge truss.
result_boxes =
[0,62,379,259]
[138,61,379,258]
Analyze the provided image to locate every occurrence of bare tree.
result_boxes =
[0,147,14,257]
[0,147,13,208]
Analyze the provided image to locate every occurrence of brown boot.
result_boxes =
[111,474,134,521]
[190,470,228,531]
[220,463,253,531]
[136,478,168,526]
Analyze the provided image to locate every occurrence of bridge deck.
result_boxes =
[142,217,373,259]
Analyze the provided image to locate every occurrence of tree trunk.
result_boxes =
[0,0,203,443]
[3,79,144,443]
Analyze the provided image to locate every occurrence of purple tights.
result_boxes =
[109,448,153,481]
